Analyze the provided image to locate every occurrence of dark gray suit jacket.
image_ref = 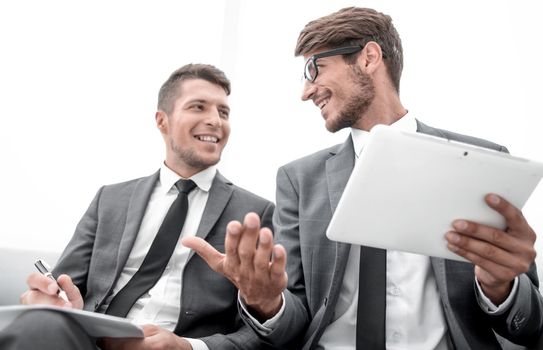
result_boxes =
[53,170,275,350]
[243,121,543,349]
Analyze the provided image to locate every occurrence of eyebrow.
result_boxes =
[186,98,230,112]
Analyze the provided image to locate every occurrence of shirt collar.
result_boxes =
[158,163,217,195]
[351,113,417,158]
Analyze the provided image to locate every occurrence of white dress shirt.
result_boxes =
[104,163,215,350]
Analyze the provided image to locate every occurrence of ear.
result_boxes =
[358,41,384,74]
[155,110,168,134]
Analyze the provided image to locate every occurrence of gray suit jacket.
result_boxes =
[244,121,543,349]
[53,170,275,350]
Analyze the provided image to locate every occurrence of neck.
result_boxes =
[353,92,407,131]
[164,159,203,179]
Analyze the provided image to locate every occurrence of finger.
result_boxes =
[224,220,242,263]
[253,228,274,273]
[26,272,59,295]
[57,274,82,304]
[485,194,531,234]
[20,289,68,307]
[446,231,516,268]
[181,236,226,273]
[450,220,519,252]
[237,213,261,266]
[141,324,160,337]
[270,244,288,285]
[448,242,519,283]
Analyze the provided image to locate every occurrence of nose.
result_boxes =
[206,109,222,128]
[301,79,316,101]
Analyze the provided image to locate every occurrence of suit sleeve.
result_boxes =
[481,144,543,346]
[487,263,543,347]
[52,187,104,302]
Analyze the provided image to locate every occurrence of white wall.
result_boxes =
[1,1,542,281]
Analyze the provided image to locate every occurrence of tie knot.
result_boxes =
[175,179,197,194]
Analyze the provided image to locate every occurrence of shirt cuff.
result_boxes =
[185,337,209,350]
[475,276,519,314]
[238,291,285,333]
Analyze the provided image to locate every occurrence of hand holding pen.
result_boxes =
[34,259,69,302]
[20,259,84,309]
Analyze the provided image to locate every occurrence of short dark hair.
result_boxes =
[295,7,403,92]
[157,63,231,114]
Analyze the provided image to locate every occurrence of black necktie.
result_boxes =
[356,246,387,349]
[106,179,197,317]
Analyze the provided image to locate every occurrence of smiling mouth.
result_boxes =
[195,135,219,143]
[318,99,329,110]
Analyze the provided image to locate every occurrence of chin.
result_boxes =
[324,119,342,133]
[195,154,221,167]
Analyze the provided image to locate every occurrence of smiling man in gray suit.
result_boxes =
[185,7,543,350]
[3,64,274,350]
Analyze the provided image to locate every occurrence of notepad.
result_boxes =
[0,305,144,338]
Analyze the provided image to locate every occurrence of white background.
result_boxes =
[1,1,542,280]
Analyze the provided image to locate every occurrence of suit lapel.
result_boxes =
[187,172,233,260]
[114,171,160,279]
[326,136,356,213]
[317,137,356,332]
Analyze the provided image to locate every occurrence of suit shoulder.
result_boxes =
[230,184,274,207]
[419,121,507,152]
[101,175,150,191]
[281,142,344,172]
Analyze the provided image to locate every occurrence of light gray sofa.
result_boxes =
[0,247,59,305]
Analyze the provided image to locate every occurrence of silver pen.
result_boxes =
[34,258,68,301]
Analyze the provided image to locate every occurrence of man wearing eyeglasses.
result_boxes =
[184,6,543,349]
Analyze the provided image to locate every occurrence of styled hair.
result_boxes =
[157,63,231,114]
[295,7,403,92]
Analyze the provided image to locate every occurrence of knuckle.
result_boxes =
[527,229,537,244]
[19,291,28,304]
[490,229,503,245]
[238,248,252,260]
[482,245,497,259]
[527,248,537,263]
[464,221,477,234]
[254,258,269,270]
[510,209,524,223]
[469,252,484,267]
[518,258,532,273]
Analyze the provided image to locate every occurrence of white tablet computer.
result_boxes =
[326,124,543,262]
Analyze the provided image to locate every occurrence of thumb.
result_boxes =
[181,236,226,274]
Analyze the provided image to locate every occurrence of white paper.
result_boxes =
[0,305,144,338]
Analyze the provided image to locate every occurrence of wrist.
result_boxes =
[244,294,283,321]
[480,280,513,305]
[176,336,193,349]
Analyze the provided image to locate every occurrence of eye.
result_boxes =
[189,103,204,111]
[219,109,230,120]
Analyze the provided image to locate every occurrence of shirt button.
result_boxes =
[391,286,401,296]
[393,331,402,342]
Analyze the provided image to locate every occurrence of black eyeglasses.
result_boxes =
[303,45,363,82]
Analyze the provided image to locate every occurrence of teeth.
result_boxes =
[318,99,329,109]
[197,135,218,143]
